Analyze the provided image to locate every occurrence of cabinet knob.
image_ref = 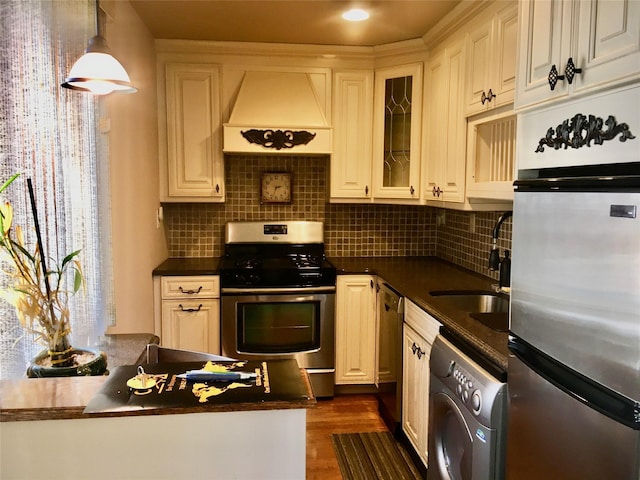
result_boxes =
[548,64,565,91]
[481,89,496,105]
[215,184,220,194]
[410,185,415,195]
[179,304,203,313]
[365,185,369,195]
[564,57,582,85]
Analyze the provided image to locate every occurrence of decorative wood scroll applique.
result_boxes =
[241,129,316,150]
[535,114,636,153]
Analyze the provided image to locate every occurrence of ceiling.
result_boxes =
[129,0,462,47]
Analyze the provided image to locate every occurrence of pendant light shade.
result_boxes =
[62,5,136,95]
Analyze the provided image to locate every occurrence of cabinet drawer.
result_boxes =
[161,276,219,299]
[404,300,441,344]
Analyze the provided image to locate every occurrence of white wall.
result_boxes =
[103,1,167,334]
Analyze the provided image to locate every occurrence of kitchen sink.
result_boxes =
[429,290,509,313]
[429,290,510,332]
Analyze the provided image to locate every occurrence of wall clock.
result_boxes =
[261,172,292,204]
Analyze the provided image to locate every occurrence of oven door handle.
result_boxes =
[221,286,336,295]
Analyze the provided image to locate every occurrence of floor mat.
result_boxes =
[331,431,423,480]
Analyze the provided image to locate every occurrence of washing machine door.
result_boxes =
[428,391,473,480]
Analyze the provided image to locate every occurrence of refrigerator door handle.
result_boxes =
[508,336,640,430]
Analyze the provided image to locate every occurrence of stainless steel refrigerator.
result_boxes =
[506,167,640,480]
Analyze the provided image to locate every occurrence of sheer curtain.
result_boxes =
[0,0,114,378]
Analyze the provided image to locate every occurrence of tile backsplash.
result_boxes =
[163,155,511,280]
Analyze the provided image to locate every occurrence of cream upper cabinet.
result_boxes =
[335,275,377,385]
[372,63,423,201]
[424,37,467,205]
[465,2,518,116]
[160,63,225,202]
[331,70,374,200]
[515,0,640,111]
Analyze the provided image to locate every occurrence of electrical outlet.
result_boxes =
[156,206,164,229]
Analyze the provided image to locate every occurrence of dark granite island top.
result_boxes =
[329,256,509,373]
[1,355,314,423]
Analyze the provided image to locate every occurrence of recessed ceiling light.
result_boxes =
[342,8,369,22]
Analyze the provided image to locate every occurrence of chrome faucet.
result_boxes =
[489,211,512,288]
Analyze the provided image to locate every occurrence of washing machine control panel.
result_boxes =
[453,365,482,414]
[430,335,507,426]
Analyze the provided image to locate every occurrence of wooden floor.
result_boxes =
[306,394,389,479]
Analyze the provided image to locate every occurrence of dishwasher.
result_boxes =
[376,281,404,435]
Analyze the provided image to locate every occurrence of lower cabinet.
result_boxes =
[402,299,441,468]
[156,275,220,354]
[335,275,377,384]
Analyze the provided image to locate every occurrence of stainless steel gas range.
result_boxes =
[219,221,337,398]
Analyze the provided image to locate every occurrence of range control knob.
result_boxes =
[471,390,482,415]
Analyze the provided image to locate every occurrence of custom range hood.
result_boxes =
[223,71,332,155]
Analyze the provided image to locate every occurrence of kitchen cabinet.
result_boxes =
[372,63,423,201]
[330,70,374,200]
[424,37,467,205]
[335,275,377,385]
[158,275,220,354]
[159,63,225,202]
[515,0,640,111]
[402,299,441,468]
[465,2,518,116]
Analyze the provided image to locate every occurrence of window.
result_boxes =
[0,0,114,378]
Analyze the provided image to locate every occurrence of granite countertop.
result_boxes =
[1,333,315,422]
[329,256,510,373]
[100,333,160,367]
[1,367,315,422]
[153,257,221,276]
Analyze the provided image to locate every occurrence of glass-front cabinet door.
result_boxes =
[372,63,423,200]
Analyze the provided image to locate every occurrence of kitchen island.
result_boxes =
[1,354,315,479]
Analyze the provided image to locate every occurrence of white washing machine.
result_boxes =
[428,334,507,480]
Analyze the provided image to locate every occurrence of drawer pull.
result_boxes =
[179,286,203,295]
[179,304,203,313]
[411,342,425,359]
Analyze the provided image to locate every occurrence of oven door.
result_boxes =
[221,287,335,370]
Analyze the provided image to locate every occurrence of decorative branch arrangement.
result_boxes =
[535,114,636,153]
[0,174,83,368]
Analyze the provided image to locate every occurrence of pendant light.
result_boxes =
[61,0,136,95]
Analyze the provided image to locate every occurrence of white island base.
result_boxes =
[1,407,307,479]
